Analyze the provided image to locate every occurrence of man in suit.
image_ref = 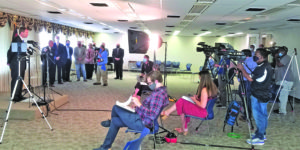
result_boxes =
[52,36,67,84]
[112,43,124,80]
[41,40,56,87]
[62,40,73,82]
[7,27,28,102]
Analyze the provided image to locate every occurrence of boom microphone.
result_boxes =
[27,40,38,45]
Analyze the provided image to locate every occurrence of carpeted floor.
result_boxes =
[0,71,299,150]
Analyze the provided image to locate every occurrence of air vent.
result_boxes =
[114,32,119,34]
[103,28,110,30]
[90,3,108,7]
[249,28,258,30]
[216,23,226,25]
[118,20,128,22]
[165,31,172,32]
[228,32,235,34]
[246,8,265,11]
[47,11,62,14]
[189,4,209,14]
[287,19,300,22]
[216,35,221,37]
[166,25,175,28]
[179,21,190,26]
[258,7,285,16]
[201,29,208,31]
[130,27,138,29]
[167,15,180,18]
[183,15,198,21]
[193,33,199,35]
[84,22,93,24]
[165,34,171,36]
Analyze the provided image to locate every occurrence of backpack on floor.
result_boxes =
[223,100,241,132]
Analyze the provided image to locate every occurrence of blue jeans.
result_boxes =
[251,95,268,140]
[239,80,252,119]
[101,105,145,149]
[75,64,86,80]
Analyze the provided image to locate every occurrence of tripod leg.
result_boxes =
[0,78,20,144]
[21,79,53,131]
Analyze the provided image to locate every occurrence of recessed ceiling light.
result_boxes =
[47,11,62,14]
[118,20,128,22]
[249,28,258,30]
[84,22,93,24]
[167,15,180,18]
[216,23,226,25]
[166,25,175,28]
[198,31,212,37]
[130,27,138,29]
[103,28,110,30]
[165,31,172,32]
[246,8,265,11]
[173,30,180,36]
[287,19,300,22]
[90,3,108,7]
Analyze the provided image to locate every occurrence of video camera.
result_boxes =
[196,42,219,54]
[225,51,247,62]
[266,46,288,57]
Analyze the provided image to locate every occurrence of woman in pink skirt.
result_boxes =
[161,70,218,135]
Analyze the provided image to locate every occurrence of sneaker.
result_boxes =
[84,79,87,82]
[273,109,286,115]
[216,104,226,108]
[103,84,108,86]
[246,138,264,145]
[251,133,267,140]
[93,82,101,85]
[101,119,111,127]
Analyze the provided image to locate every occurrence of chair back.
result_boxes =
[136,61,142,68]
[155,60,162,66]
[172,62,180,68]
[186,63,192,71]
[206,97,217,120]
[165,61,172,67]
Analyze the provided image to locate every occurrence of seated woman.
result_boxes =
[133,64,160,100]
[161,70,218,135]
[94,71,169,150]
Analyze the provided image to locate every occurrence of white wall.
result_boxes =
[94,32,234,72]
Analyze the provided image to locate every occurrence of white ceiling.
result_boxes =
[1,0,300,37]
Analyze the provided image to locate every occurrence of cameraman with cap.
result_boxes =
[237,49,257,124]
[237,48,273,145]
[273,47,294,115]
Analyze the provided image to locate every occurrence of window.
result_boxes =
[39,29,52,48]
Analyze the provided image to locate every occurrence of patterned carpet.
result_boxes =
[0,71,299,150]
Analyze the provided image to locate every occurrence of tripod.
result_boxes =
[268,48,300,120]
[0,53,53,144]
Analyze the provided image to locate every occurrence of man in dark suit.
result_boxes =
[112,43,124,80]
[62,40,73,82]
[53,36,67,84]
[7,27,28,102]
[41,40,56,87]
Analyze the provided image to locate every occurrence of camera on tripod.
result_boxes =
[266,46,288,57]
[196,42,219,54]
[224,51,247,62]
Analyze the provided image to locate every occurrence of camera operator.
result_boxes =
[214,45,230,108]
[7,27,28,102]
[41,40,56,87]
[237,49,257,122]
[273,47,294,115]
[237,48,273,145]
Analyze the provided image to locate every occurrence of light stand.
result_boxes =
[162,42,167,86]
[0,47,53,144]
[268,48,300,121]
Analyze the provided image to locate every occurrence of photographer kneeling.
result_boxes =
[237,48,273,145]
[273,47,294,115]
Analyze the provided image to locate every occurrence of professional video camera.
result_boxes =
[225,51,247,62]
[196,42,219,54]
[266,46,288,56]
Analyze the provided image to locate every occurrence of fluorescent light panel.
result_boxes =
[173,30,180,35]
[197,31,211,36]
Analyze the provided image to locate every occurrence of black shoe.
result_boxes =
[114,77,119,80]
[50,84,55,87]
[93,82,101,85]
[77,79,80,81]
[101,119,111,127]
[68,80,72,82]
[58,82,63,84]
[103,84,108,86]
[84,80,87,82]
[216,104,226,108]
[273,109,286,115]
[120,78,123,80]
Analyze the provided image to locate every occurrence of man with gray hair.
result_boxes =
[74,41,87,82]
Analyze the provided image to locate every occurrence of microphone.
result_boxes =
[27,40,38,45]
[28,46,36,52]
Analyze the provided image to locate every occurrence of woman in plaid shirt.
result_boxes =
[94,71,169,150]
